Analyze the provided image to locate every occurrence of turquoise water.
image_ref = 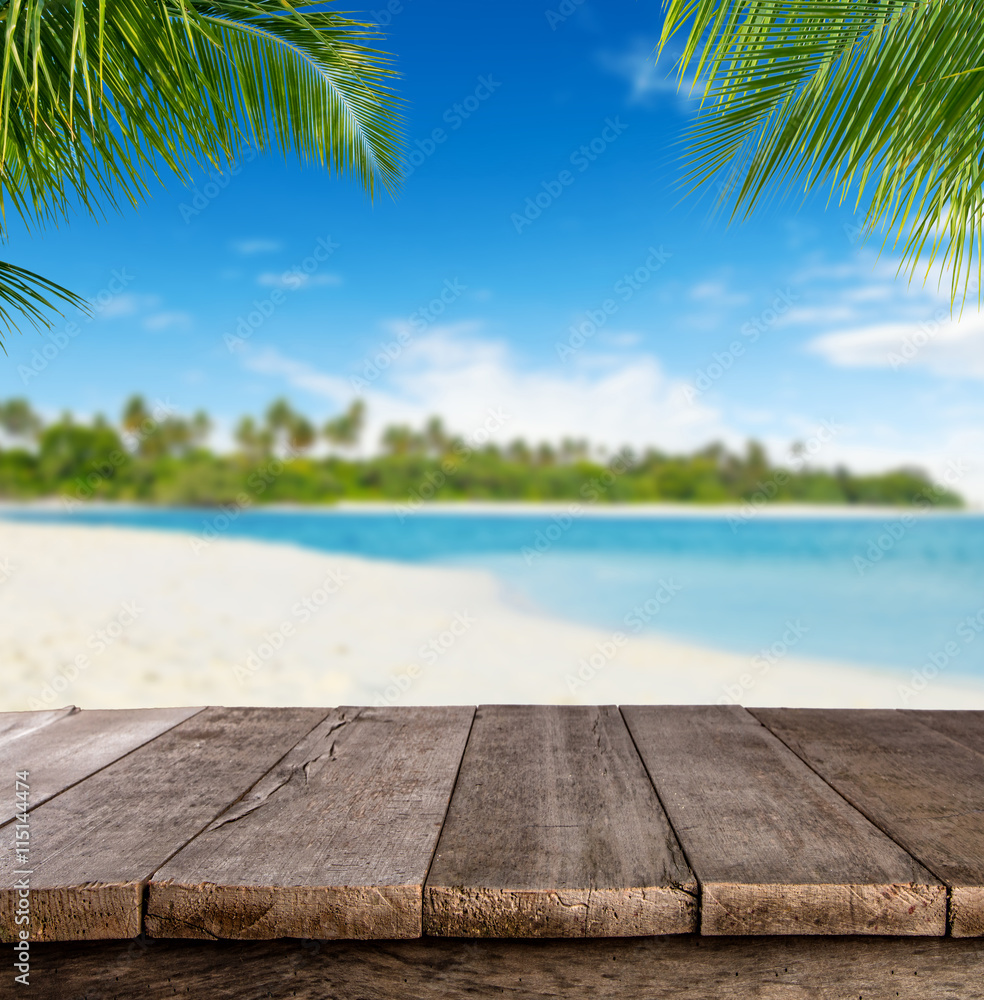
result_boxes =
[4,507,984,677]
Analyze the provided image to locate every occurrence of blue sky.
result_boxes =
[4,0,983,501]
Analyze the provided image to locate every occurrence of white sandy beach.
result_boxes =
[2,520,983,712]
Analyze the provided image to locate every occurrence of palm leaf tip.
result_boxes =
[0,0,405,340]
[0,261,88,351]
[659,0,984,306]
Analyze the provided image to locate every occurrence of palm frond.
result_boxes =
[0,0,403,341]
[659,0,984,305]
[0,260,87,351]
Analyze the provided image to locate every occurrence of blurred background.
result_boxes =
[2,0,982,713]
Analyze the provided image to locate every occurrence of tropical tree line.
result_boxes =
[0,396,962,508]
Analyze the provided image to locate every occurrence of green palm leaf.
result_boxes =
[658,0,984,304]
[0,0,403,342]
[0,260,87,351]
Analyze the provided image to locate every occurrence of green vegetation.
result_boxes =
[0,1,401,340]
[658,1,984,304]
[0,397,963,509]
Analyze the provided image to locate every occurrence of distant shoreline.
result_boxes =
[0,499,981,519]
[5,520,984,711]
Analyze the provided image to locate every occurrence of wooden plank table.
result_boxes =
[0,704,981,999]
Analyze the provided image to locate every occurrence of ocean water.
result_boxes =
[4,507,984,677]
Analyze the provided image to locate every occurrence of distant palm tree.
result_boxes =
[234,415,272,459]
[0,398,41,441]
[265,398,297,438]
[658,1,984,302]
[190,411,213,448]
[380,423,419,457]
[287,416,316,454]
[121,396,151,437]
[323,399,366,451]
[423,416,449,455]
[2,1,402,340]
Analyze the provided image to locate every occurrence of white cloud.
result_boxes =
[806,311,984,379]
[232,239,283,255]
[238,315,984,502]
[781,305,861,326]
[688,280,750,307]
[92,293,157,321]
[846,284,893,303]
[596,39,703,109]
[244,350,352,405]
[144,311,192,332]
[256,271,342,291]
[602,331,643,347]
[242,326,727,454]
[90,292,193,331]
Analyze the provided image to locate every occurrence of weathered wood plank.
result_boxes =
[0,707,78,748]
[30,935,984,999]
[622,705,944,936]
[906,709,984,756]
[424,705,697,938]
[753,707,984,938]
[146,706,475,941]
[0,706,328,942]
[0,706,204,827]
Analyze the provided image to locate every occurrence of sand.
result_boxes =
[2,520,983,712]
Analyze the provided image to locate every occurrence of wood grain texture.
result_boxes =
[424,705,697,938]
[0,706,204,827]
[622,705,944,936]
[30,936,984,1000]
[753,707,984,938]
[147,706,475,941]
[0,706,328,943]
[906,709,984,756]
[0,707,78,748]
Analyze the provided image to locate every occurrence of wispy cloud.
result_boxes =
[256,271,343,291]
[596,38,703,109]
[144,311,192,332]
[689,280,750,307]
[241,326,727,454]
[807,313,984,379]
[785,246,984,378]
[232,238,283,255]
[92,293,157,321]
